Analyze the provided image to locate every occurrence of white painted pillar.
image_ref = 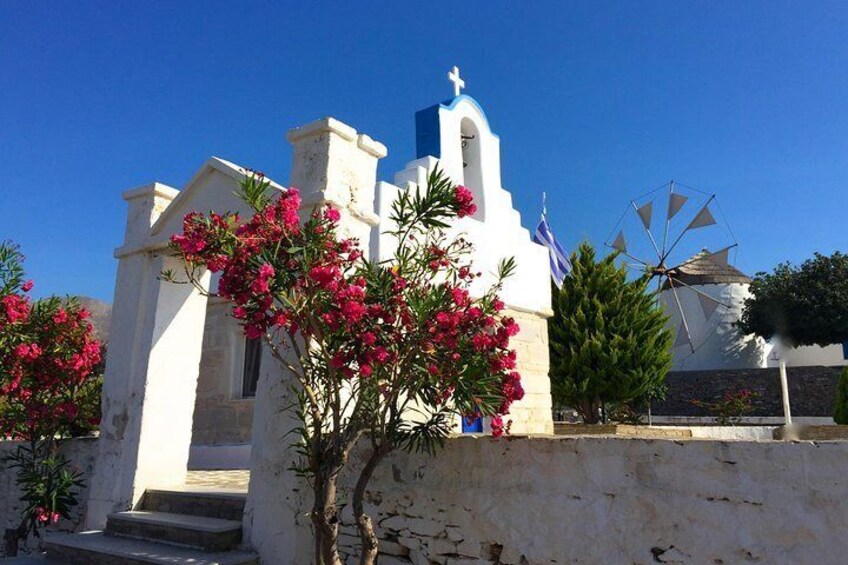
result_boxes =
[780,357,793,427]
[86,184,211,528]
[244,118,385,563]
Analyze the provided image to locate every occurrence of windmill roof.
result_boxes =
[662,249,751,289]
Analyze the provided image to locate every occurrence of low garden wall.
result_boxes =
[325,435,848,564]
[0,437,98,557]
[5,434,848,563]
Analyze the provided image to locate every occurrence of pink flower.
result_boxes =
[491,416,504,438]
[2,295,29,323]
[454,186,477,218]
[21,280,33,292]
[259,263,275,279]
[245,325,263,339]
[59,402,79,420]
[285,187,301,209]
[451,287,470,307]
[372,346,390,364]
[271,311,288,327]
[472,333,491,351]
[53,308,68,324]
[501,317,520,337]
[14,343,41,361]
[207,255,227,273]
[251,278,270,294]
[324,207,341,222]
[342,301,366,323]
[309,266,338,288]
[330,352,347,369]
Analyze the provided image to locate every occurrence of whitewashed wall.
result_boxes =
[769,343,848,368]
[323,436,848,565]
[661,283,766,371]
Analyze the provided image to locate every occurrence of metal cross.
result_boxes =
[448,66,465,97]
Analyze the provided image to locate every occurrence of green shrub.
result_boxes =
[548,242,673,424]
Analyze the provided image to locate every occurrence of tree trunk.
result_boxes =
[353,448,388,565]
[312,473,343,565]
[578,399,601,424]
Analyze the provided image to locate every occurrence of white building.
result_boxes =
[85,72,556,526]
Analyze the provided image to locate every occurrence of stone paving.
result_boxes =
[185,470,250,491]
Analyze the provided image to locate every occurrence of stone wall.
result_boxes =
[655,366,843,418]
[327,435,848,564]
[0,438,97,557]
[501,308,552,435]
[192,301,254,446]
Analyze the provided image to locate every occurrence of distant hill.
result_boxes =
[74,297,112,342]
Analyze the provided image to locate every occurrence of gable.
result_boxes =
[150,157,285,242]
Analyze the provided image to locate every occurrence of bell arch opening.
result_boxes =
[460,117,484,220]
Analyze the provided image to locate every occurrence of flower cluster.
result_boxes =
[0,278,102,439]
[34,506,61,525]
[454,186,477,218]
[169,170,522,436]
[690,389,760,426]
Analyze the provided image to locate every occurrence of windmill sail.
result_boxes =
[698,292,720,320]
[668,193,688,220]
[612,231,627,253]
[636,201,653,230]
[705,246,731,267]
[674,320,691,348]
[685,204,717,231]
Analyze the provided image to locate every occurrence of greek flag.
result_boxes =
[533,201,571,288]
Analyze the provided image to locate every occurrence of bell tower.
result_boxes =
[383,67,554,434]
[406,68,503,222]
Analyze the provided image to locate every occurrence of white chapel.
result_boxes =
[85,68,555,515]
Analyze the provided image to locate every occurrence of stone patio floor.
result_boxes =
[185,470,250,491]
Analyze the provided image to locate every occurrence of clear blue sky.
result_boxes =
[2,1,846,302]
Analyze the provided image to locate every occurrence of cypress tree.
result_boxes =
[548,242,673,423]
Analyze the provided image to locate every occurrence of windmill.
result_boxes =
[605,181,740,357]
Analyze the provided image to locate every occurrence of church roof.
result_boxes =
[663,249,751,289]
[415,94,496,159]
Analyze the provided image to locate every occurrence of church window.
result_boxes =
[241,337,262,398]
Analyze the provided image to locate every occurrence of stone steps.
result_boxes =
[42,531,258,565]
[106,510,242,551]
[43,487,256,565]
[139,488,248,522]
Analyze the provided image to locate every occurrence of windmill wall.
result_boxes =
[661,282,766,371]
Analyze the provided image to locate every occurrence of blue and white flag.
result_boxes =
[533,197,572,288]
